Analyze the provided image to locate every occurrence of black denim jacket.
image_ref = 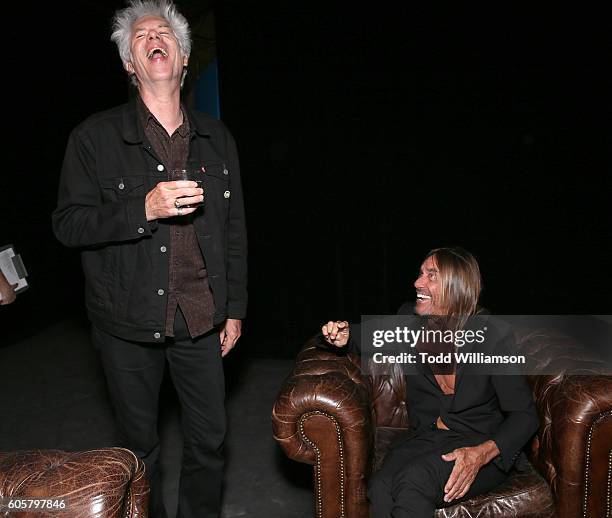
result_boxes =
[52,99,247,342]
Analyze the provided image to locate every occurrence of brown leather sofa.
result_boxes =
[272,329,612,517]
[0,447,148,517]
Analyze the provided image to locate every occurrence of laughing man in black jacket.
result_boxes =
[52,2,247,517]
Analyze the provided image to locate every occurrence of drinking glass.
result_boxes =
[168,162,205,208]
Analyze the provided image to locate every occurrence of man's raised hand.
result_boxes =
[322,320,350,347]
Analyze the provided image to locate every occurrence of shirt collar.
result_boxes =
[136,95,190,138]
[122,97,211,143]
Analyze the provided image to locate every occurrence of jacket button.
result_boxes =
[224,190,230,199]
[154,332,161,339]
[157,164,165,172]
[160,246,167,252]
[137,227,145,234]
[118,182,125,190]
[157,289,165,295]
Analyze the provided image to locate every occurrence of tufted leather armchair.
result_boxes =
[0,447,148,517]
[272,329,612,517]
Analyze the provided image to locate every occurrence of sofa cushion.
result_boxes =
[374,427,556,518]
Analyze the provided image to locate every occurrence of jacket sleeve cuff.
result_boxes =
[490,433,523,473]
[126,196,153,238]
[226,302,247,320]
[314,332,357,356]
[315,332,334,350]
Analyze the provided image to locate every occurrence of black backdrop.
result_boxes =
[1,3,609,355]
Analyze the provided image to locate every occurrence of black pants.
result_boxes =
[92,309,225,518]
[367,426,508,517]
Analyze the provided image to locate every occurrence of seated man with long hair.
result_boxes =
[321,247,539,518]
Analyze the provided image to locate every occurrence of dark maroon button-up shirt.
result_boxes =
[137,97,215,338]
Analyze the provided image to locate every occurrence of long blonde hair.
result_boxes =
[426,247,482,322]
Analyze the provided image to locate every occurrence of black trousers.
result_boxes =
[367,426,508,518]
[92,309,225,518]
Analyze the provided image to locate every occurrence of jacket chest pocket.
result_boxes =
[203,163,230,202]
[100,175,146,202]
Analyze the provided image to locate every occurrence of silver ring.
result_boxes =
[174,198,181,209]
[177,207,183,216]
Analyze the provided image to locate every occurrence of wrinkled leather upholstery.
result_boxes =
[272,330,612,518]
[519,330,612,518]
[0,448,148,518]
[273,339,374,517]
[433,465,555,518]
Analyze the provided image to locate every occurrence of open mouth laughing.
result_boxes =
[147,47,169,60]
[416,292,432,303]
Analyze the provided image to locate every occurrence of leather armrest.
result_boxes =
[272,338,374,464]
[0,447,149,518]
[272,338,375,516]
[125,450,149,518]
[517,328,612,518]
[529,374,612,518]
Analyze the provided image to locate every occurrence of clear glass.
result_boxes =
[168,162,205,208]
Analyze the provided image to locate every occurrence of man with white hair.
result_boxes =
[52,2,247,517]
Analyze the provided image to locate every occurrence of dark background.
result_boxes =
[1,3,610,355]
